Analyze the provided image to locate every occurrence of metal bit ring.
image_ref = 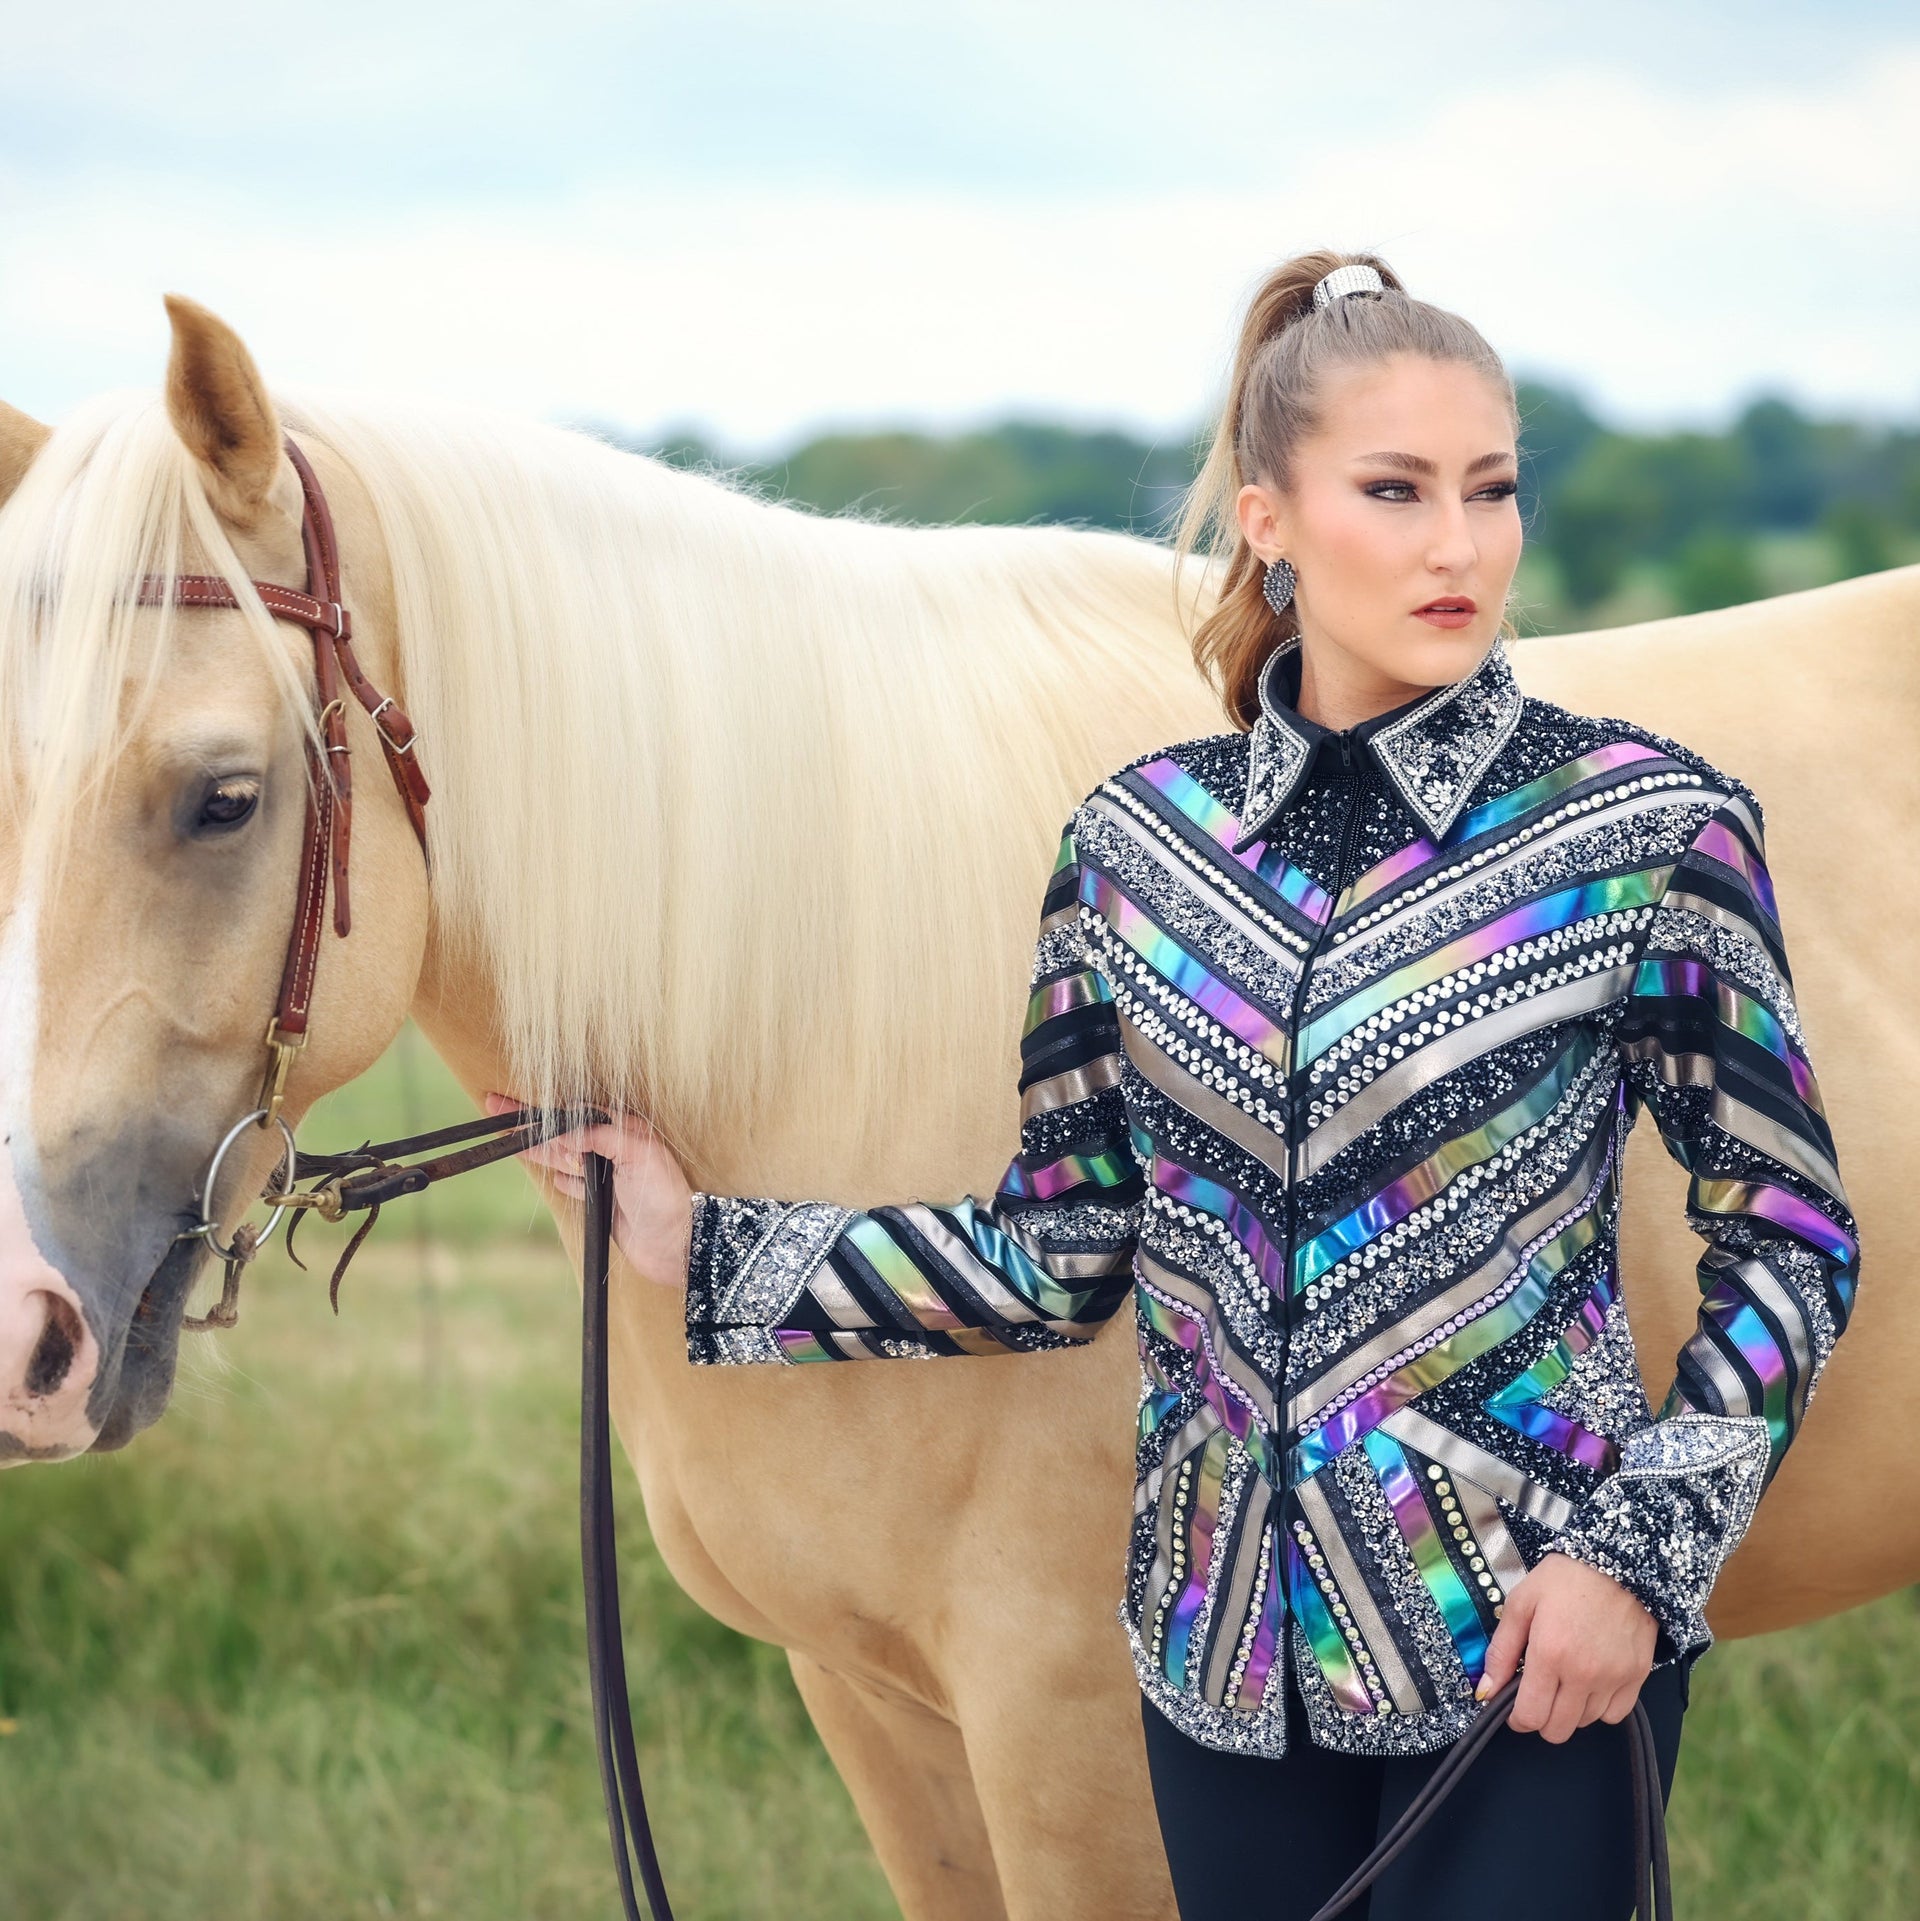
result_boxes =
[194,1109,300,1262]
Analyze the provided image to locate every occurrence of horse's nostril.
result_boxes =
[24,1292,83,1398]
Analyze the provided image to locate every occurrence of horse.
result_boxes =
[0,294,1910,1921]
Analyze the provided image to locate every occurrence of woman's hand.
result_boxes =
[481,1092,693,1290]
[1474,1551,1659,1742]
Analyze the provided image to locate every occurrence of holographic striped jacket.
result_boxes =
[682,631,1860,1759]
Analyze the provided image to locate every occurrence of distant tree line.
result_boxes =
[587,381,1920,628]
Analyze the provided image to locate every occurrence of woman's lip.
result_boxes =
[1414,600,1476,613]
[1413,605,1476,626]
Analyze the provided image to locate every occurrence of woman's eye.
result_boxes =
[1363,479,1518,503]
[197,779,260,831]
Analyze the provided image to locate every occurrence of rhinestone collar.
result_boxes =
[1230,631,1524,853]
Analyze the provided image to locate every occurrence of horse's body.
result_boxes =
[0,301,1911,1920]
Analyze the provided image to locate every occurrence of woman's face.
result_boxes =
[1236,351,1522,700]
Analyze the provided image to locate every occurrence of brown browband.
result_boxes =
[134,435,432,1116]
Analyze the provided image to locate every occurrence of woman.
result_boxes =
[489,251,1860,1919]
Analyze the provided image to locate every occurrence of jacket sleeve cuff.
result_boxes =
[1536,1410,1774,1662]
[683,1190,854,1367]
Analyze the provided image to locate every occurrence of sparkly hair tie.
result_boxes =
[1313,263,1386,308]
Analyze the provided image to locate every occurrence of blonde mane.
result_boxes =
[0,387,1215,1183]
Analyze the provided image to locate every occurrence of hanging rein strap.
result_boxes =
[271,1107,676,1920]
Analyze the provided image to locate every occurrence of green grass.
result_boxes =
[1,1028,1914,1916]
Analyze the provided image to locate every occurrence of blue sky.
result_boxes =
[2,2,1916,449]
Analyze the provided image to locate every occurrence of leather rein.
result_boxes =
[147,434,1671,1921]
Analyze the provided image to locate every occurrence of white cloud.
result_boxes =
[1,42,1915,447]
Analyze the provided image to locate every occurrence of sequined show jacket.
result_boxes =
[683,631,1860,1759]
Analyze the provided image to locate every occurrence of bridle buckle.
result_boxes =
[257,1019,307,1130]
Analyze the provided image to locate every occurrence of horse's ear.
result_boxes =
[0,399,51,510]
[162,292,289,530]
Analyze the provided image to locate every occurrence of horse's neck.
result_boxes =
[395,461,1204,1187]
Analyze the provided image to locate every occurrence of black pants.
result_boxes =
[1140,1651,1691,1921]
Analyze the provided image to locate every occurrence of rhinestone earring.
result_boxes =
[1262,556,1296,617]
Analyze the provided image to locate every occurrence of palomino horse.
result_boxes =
[0,297,1910,1921]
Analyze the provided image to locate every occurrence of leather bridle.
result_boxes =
[140,434,429,1141]
[135,434,1673,1921]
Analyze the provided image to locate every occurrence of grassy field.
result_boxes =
[1,1027,1915,1917]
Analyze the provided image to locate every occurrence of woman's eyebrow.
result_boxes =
[1351,450,1517,477]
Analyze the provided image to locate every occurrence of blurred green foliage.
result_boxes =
[606,383,1920,631]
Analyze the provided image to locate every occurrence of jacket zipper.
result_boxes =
[1274,731,1370,1668]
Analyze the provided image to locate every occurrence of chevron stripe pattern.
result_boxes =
[683,635,1860,1761]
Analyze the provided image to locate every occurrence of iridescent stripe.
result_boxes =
[1292,1031,1596,1293]
[1023,964,1109,1035]
[1692,1175,1858,1268]
[999,1140,1137,1204]
[1345,741,1674,911]
[1154,1151,1287,1296]
[1694,815,1779,923]
[1695,1285,1794,1459]
[1285,1527,1374,1714]
[1137,1279,1281,1484]
[1483,1265,1625,1474]
[841,1216,967,1328]
[936,1197,1130,1322]
[1140,1381,1184,1443]
[1132,756,1331,921]
[1080,868,1293,1067]
[1363,1429,1490,1679]
[1633,957,1822,1110]
[1290,1204,1603,1478]
[1164,1429,1230,1685]
[774,1330,838,1362]
[1301,872,1667,1063]
[1234,1531,1285,1711]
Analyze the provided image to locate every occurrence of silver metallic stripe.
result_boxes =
[896,1202,1050,1324]
[1021,1048,1124,1120]
[1379,1405,1579,1531]
[1295,1471,1429,1713]
[1301,962,1635,1176]
[1450,1473,1529,1595]
[1119,1009,1291,1179]
[803,1262,876,1329]
[1201,1475,1274,1704]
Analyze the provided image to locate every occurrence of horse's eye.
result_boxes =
[198,779,260,831]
